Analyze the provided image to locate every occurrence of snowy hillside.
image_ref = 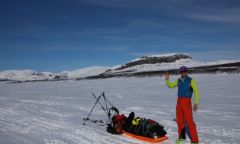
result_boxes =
[0,70,55,81]
[107,53,240,74]
[64,66,110,79]
[0,74,240,144]
[0,66,110,82]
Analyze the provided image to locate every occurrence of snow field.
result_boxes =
[0,73,240,144]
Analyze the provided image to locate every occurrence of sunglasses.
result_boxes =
[180,70,187,73]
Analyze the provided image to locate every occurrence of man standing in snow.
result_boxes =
[165,66,199,144]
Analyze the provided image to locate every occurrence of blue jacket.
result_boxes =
[178,76,193,98]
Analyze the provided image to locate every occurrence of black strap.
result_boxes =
[108,107,119,118]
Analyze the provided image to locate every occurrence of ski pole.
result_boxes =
[102,92,114,107]
[85,95,101,121]
[92,93,108,115]
[102,93,109,113]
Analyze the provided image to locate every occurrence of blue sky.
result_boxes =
[0,0,240,72]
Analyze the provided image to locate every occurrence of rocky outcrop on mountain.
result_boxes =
[115,54,191,70]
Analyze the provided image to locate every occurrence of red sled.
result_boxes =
[123,131,168,143]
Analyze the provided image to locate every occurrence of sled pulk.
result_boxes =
[83,92,168,143]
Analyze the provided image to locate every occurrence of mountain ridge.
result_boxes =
[1,53,240,82]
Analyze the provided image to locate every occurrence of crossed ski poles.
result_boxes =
[83,92,115,125]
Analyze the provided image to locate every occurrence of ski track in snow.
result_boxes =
[0,74,240,144]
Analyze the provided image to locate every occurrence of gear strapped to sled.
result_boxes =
[83,92,168,143]
[107,111,167,139]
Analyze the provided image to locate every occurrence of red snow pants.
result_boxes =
[176,97,199,143]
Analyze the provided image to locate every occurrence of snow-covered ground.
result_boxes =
[0,74,240,144]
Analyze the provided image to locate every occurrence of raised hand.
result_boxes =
[164,72,170,80]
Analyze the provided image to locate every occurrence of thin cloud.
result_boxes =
[79,0,160,9]
[188,11,240,24]
[98,35,138,41]
[189,50,240,61]
[41,43,128,53]
[128,19,165,29]
[80,0,197,9]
